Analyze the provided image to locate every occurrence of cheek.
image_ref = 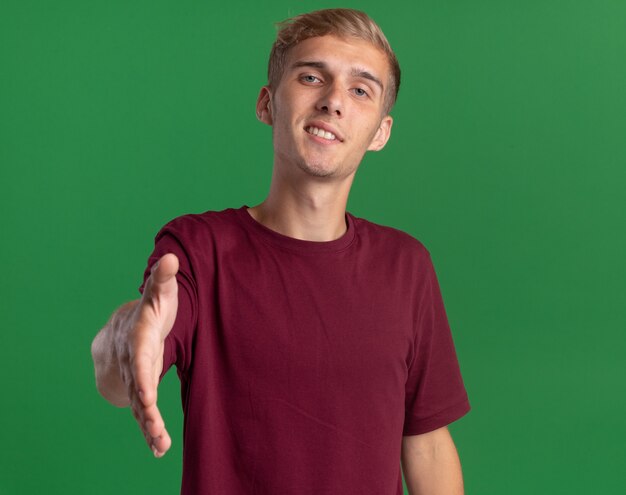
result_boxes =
[366,117,385,140]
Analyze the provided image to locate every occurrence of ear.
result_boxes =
[256,85,273,125]
[367,115,393,152]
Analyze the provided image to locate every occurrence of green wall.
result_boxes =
[1,1,625,493]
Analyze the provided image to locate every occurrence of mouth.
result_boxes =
[304,120,343,144]
[305,126,338,142]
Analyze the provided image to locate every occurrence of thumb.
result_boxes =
[149,253,179,290]
[142,253,179,337]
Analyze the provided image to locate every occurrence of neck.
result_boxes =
[248,168,355,242]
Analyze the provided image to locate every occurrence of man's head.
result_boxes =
[256,9,398,181]
[267,9,401,116]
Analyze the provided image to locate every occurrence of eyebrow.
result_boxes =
[290,60,384,93]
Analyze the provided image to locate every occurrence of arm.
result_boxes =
[401,426,464,495]
[90,253,179,457]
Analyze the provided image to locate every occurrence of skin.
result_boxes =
[249,35,392,240]
[91,34,464,493]
[91,254,178,456]
[402,427,465,494]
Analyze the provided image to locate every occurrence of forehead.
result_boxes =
[285,35,390,80]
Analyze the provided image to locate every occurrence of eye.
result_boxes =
[301,74,321,83]
[353,87,369,97]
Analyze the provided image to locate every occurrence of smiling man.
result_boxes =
[91,9,470,495]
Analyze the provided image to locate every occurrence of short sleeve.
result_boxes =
[138,229,198,380]
[403,253,470,435]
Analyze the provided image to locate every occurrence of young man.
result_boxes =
[92,9,470,495]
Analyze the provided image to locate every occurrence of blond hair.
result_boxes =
[268,8,401,114]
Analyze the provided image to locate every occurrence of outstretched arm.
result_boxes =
[91,253,179,457]
[401,426,464,495]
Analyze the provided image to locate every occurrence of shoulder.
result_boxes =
[350,213,431,260]
[155,207,244,245]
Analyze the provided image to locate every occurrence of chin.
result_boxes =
[297,160,338,178]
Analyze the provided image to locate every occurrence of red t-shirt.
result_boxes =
[140,206,469,495]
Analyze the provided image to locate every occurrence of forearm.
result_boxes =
[401,427,464,495]
[91,300,140,407]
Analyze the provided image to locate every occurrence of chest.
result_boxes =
[206,248,415,405]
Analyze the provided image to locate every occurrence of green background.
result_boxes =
[1,0,625,493]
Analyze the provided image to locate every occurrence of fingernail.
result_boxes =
[151,444,160,457]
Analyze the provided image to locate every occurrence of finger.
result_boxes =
[131,346,160,407]
[149,427,172,458]
[129,387,171,457]
[127,311,163,403]
[127,347,162,427]
[140,407,171,457]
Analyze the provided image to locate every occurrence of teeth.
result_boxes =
[306,126,336,141]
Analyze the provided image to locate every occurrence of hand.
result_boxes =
[115,253,179,457]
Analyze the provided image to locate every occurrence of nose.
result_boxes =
[315,82,343,117]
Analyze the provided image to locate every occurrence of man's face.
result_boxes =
[256,35,393,181]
